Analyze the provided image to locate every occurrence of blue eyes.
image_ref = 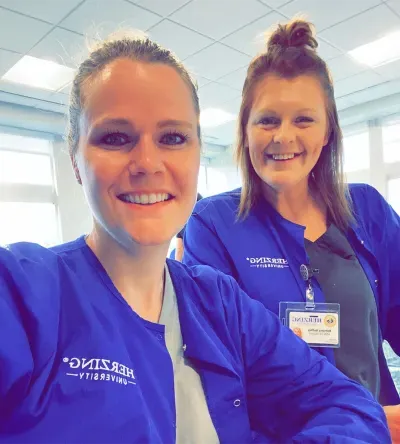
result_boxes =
[99,131,188,148]
[101,133,129,146]
[160,132,188,146]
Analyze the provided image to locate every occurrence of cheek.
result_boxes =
[168,150,200,195]
[248,130,269,166]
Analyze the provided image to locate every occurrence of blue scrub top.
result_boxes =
[183,183,400,405]
[0,236,391,442]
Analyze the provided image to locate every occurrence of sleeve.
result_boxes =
[0,246,59,430]
[222,274,391,443]
[0,248,34,422]
[183,203,237,278]
[376,190,400,356]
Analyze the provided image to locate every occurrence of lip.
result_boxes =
[118,190,174,196]
[265,152,304,161]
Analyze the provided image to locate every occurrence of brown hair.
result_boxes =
[67,31,200,157]
[236,19,353,231]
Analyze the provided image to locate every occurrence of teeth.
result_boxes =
[120,193,171,205]
[272,153,295,160]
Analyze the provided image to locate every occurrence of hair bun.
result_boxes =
[267,19,318,51]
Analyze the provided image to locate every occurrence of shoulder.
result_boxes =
[349,183,393,222]
[0,237,88,314]
[349,183,384,206]
[193,188,241,217]
[0,236,87,275]
[167,259,240,308]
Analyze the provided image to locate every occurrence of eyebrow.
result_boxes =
[94,118,132,127]
[157,120,194,130]
[91,118,194,130]
[256,107,318,114]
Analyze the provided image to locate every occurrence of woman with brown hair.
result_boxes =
[183,18,400,436]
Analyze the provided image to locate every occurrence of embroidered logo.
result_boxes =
[246,256,289,269]
[63,357,136,386]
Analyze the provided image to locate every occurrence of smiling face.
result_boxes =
[73,58,200,247]
[246,74,329,194]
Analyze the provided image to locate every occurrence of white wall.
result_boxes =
[52,137,92,242]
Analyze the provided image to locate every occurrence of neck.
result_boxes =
[263,181,311,222]
[86,225,168,322]
[262,180,327,241]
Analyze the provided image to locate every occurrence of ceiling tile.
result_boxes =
[222,11,287,56]
[127,0,189,17]
[59,0,161,37]
[345,80,400,105]
[217,67,247,90]
[375,59,400,82]
[279,0,381,31]
[0,0,83,24]
[317,39,342,60]
[335,96,356,111]
[198,82,240,109]
[29,27,86,68]
[149,19,213,60]
[59,82,73,95]
[0,49,22,77]
[320,4,400,51]
[194,75,211,88]
[334,70,384,97]
[259,0,294,8]
[327,55,366,82]
[220,96,242,115]
[386,0,400,17]
[169,0,271,40]
[184,43,251,80]
[0,8,52,53]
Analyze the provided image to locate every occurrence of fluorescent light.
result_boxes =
[2,55,75,91]
[200,108,236,128]
[348,30,400,68]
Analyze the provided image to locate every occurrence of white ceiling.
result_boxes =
[0,0,400,150]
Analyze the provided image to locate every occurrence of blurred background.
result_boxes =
[0,0,399,387]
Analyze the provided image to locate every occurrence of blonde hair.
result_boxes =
[67,31,200,156]
[236,19,353,231]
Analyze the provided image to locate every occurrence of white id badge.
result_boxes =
[279,302,340,348]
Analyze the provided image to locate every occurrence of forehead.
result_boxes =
[81,58,197,125]
[251,74,326,111]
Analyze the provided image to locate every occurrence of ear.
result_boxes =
[70,153,82,185]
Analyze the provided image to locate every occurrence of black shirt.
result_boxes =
[305,224,380,398]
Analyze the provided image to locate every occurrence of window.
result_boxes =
[198,165,208,197]
[0,132,59,246]
[206,167,229,196]
[0,150,53,185]
[388,178,400,215]
[383,118,400,164]
[0,202,58,247]
[342,131,369,173]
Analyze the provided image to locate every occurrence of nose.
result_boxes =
[273,121,296,145]
[128,134,165,176]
